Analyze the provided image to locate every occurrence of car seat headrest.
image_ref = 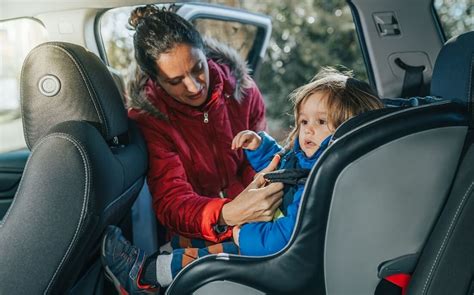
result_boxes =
[20,42,128,149]
[431,31,474,102]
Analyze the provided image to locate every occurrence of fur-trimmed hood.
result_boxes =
[126,37,253,119]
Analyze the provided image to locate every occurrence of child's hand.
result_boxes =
[231,130,262,150]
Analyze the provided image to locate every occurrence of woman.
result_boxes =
[127,5,284,244]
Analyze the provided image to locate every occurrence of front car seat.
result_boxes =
[165,36,472,295]
[0,42,147,294]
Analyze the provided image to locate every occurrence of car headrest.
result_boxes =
[431,31,474,101]
[20,42,128,149]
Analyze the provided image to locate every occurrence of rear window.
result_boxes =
[433,0,473,39]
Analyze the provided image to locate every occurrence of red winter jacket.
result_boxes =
[129,56,266,243]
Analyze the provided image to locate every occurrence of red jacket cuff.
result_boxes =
[200,197,233,242]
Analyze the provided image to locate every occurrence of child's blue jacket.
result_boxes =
[239,131,331,256]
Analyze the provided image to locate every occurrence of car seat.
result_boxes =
[405,31,474,295]
[0,42,147,294]
[165,32,473,295]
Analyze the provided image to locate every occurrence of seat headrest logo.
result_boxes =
[38,75,61,97]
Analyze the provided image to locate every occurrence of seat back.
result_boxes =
[406,31,474,295]
[0,42,147,294]
[320,102,467,294]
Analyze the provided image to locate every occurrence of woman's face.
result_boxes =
[155,43,210,107]
[297,91,333,158]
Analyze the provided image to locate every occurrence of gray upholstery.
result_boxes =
[0,42,147,294]
[324,126,466,294]
[407,30,474,295]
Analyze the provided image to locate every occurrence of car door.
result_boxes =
[0,150,28,218]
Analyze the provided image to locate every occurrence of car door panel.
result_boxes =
[0,149,29,218]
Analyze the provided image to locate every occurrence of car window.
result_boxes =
[192,18,257,60]
[433,0,473,40]
[0,18,48,152]
[100,7,135,79]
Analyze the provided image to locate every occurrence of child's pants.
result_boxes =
[165,236,240,279]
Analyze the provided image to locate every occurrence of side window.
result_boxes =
[433,0,473,40]
[100,7,135,78]
[192,18,258,60]
[0,19,48,153]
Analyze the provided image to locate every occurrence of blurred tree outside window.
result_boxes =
[0,18,48,153]
[192,18,257,60]
[433,0,473,40]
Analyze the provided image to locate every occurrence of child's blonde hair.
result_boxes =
[286,67,383,149]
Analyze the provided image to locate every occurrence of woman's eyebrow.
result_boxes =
[166,61,201,81]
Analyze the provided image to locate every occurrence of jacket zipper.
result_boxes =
[203,111,228,196]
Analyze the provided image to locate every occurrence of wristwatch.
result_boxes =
[213,224,228,234]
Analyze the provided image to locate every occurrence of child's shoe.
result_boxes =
[101,226,159,294]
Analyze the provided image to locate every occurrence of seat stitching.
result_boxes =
[43,133,90,293]
[421,181,474,294]
[0,133,90,292]
[0,135,53,227]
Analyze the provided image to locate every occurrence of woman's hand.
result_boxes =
[231,130,262,150]
[219,155,283,226]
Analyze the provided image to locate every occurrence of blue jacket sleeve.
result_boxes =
[238,188,303,256]
[245,131,283,172]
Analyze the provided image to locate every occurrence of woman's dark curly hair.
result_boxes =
[129,5,204,80]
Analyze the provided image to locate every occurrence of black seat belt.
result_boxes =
[395,58,426,98]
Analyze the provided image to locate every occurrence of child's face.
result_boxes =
[298,91,333,158]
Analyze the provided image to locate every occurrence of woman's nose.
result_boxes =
[183,76,200,93]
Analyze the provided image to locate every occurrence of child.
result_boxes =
[101,67,383,293]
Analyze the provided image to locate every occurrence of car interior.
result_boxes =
[0,0,472,294]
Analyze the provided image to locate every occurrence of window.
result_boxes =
[192,18,258,60]
[0,18,48,152]
[433,0,473,40]
[100,7,136,78]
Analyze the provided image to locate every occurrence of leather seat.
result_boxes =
[0,42,147,294]
[165,34,472,295]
